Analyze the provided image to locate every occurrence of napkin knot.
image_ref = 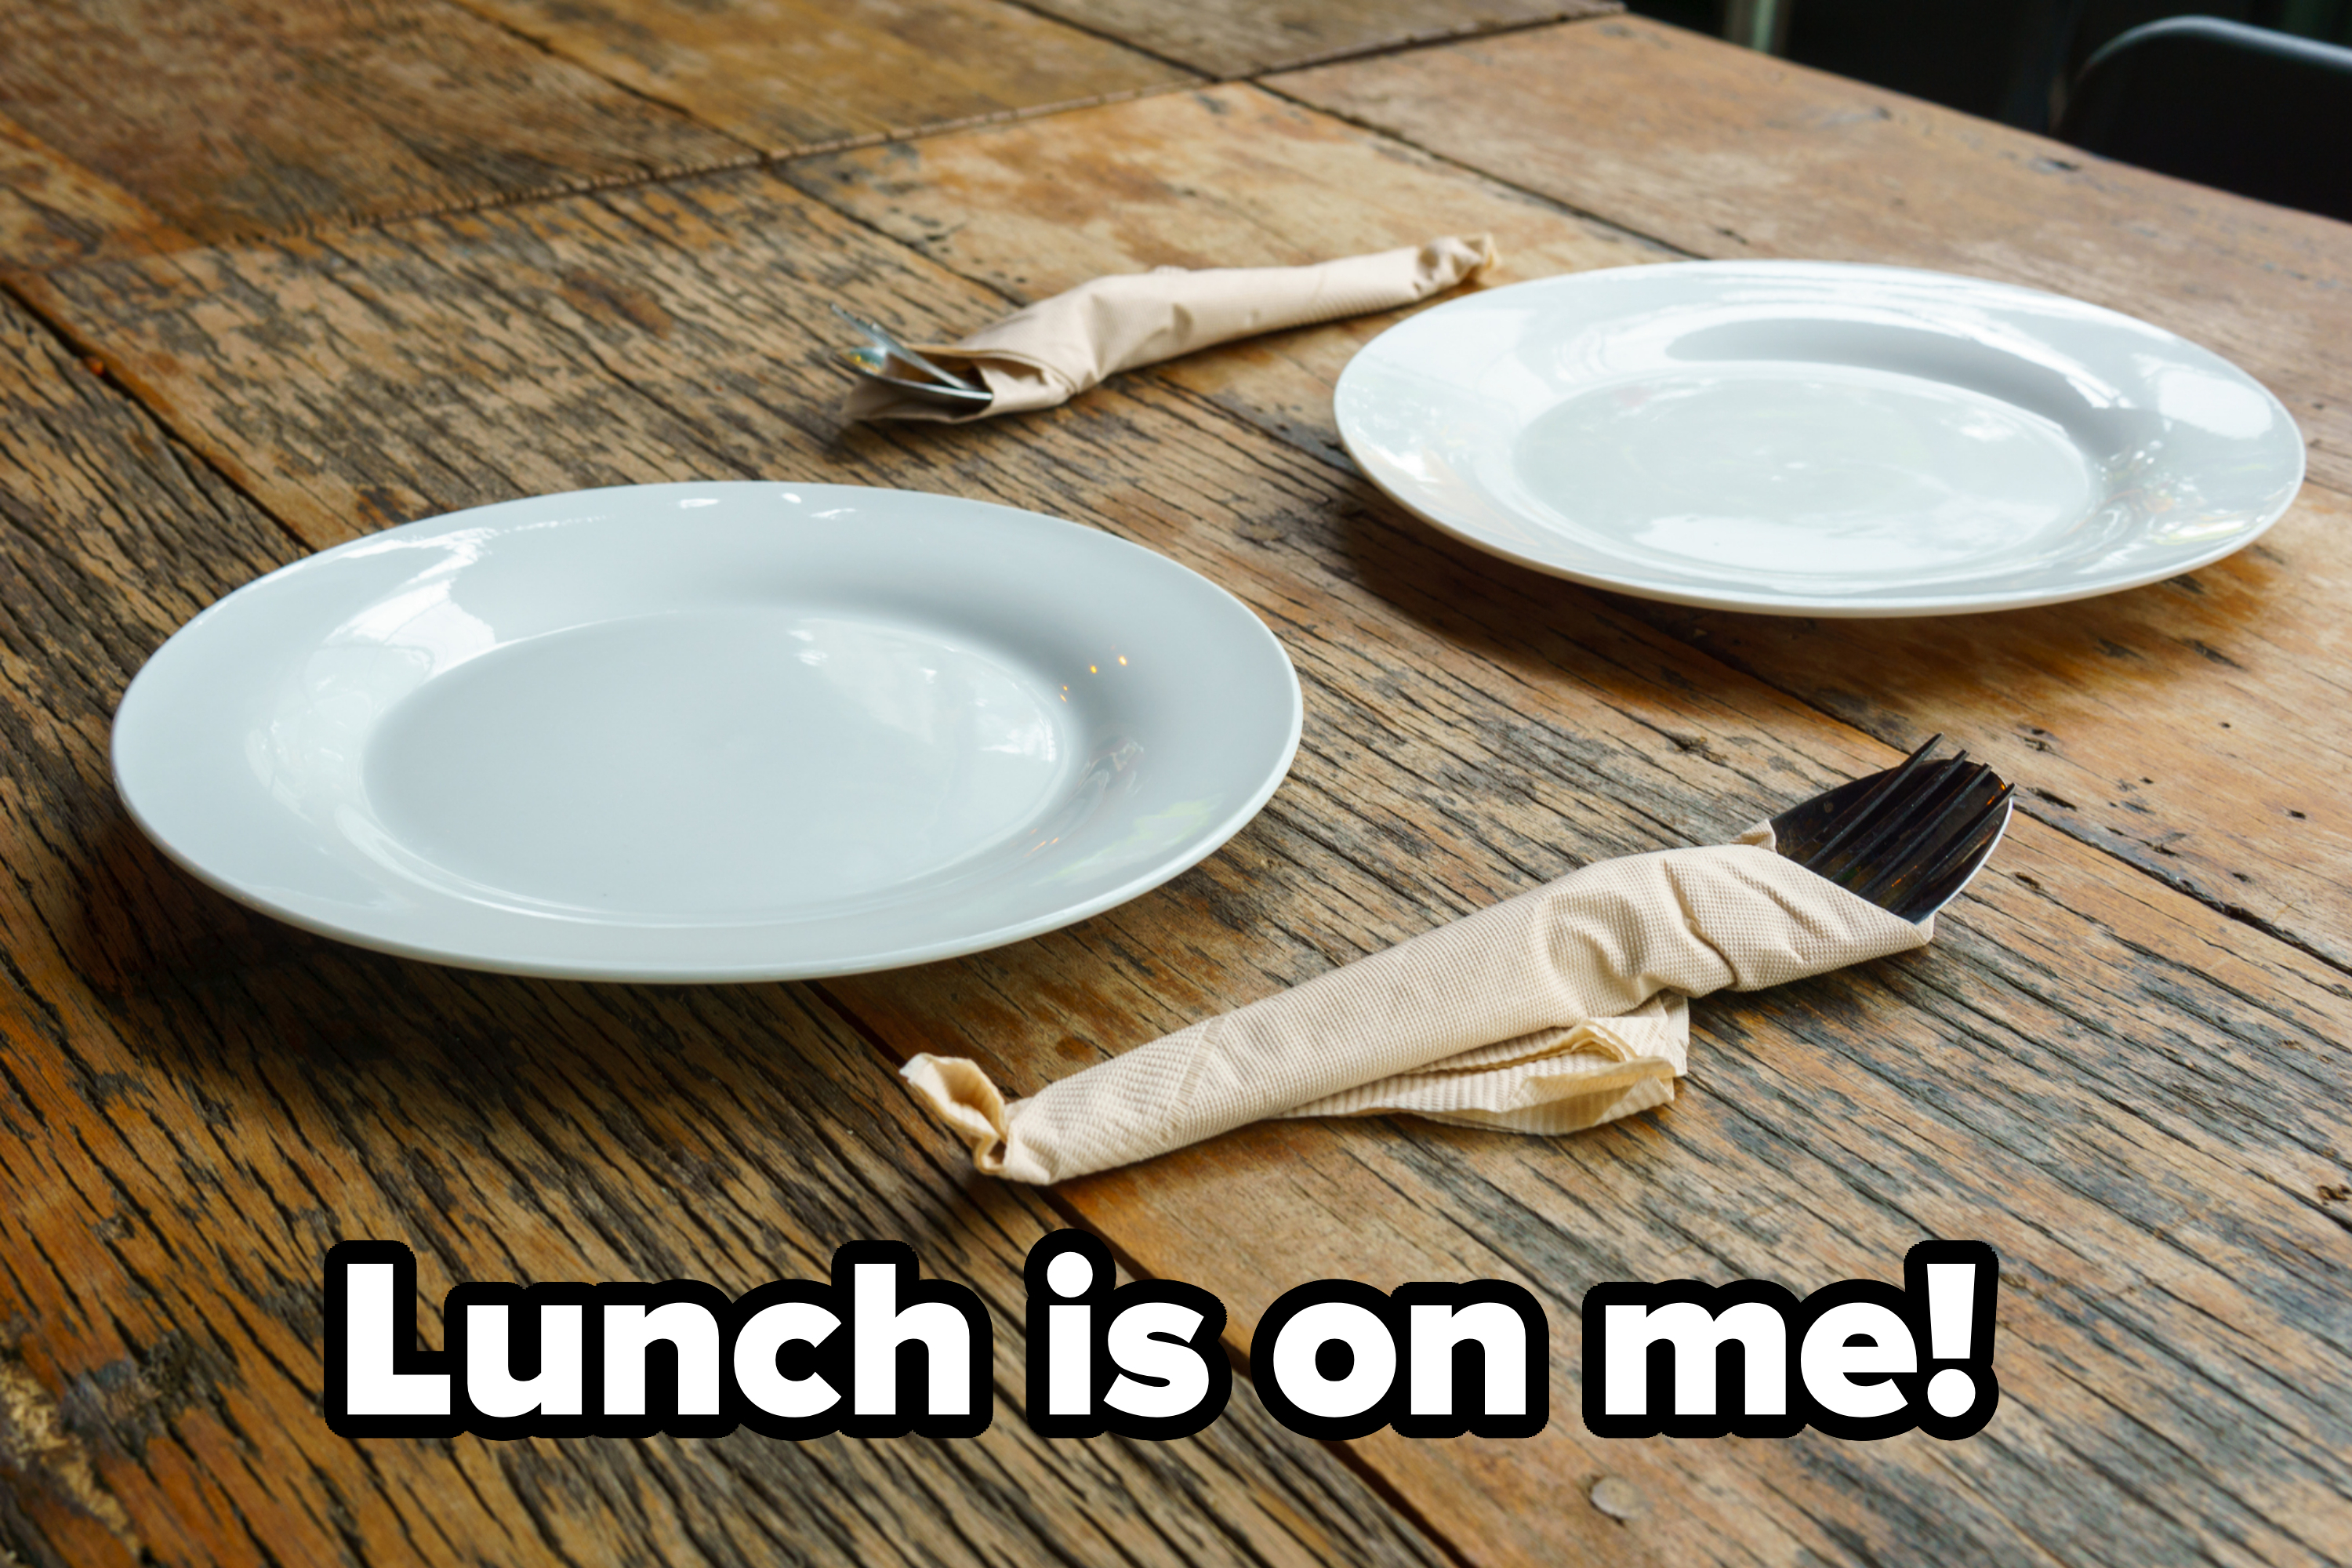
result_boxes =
[901,1055,1021,1176]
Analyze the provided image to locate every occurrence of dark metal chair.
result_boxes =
[2057,15,2352,221]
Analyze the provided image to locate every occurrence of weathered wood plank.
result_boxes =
[20,167,2350,1565]
[0,0,750,265]
[780,83,2352,974]
[829,491,2352,1567]
[449,0,1195,156]
[1005,0,1618,77]
[0,110,192,274]
[779,84,1670,472]
[0,289,1450,1567]
[1267,16,2352,495]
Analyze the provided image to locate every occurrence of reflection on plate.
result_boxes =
[1335,261,2304,615]
[112,484,1301,980]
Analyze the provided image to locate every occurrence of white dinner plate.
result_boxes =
[112,484,1301,981]
[1335,261,2305,615]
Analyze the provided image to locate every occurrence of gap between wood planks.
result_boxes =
[0,0,1630,274]
[434,0,1203,169]
[430,0,1621,137]
[0,5,1637,274]
[0,272,318,565]
[979,0,1623,80]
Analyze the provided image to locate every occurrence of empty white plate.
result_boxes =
[1335,261,2304,615]
[112,484,1301,980]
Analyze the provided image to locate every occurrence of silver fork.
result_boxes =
[827,303,993,410]
[1769,734,2014,923]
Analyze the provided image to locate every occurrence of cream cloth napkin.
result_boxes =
[901,831,1930,1185]
[846,236,1497,423]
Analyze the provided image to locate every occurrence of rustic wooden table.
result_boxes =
[3,2,2347,1563]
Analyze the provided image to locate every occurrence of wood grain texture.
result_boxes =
[0,111,192,274]
[780,85,1672,471]
[0,296,296,1568]
[450,0,1194,155]
[1271,16,2352,496]
[1008,0,1618,77]
[20,166,2350,1564]
[782,82,2352,975]
[844,815,2352,1568]
[0,290,1448,1567]
[0,0,749,263]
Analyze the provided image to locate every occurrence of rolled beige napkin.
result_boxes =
[846,236,1498,423]
[901,832,1930,1184]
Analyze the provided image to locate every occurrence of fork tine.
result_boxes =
[1919,783,2011,885]
[1769,730,2014,919]
[1813,750,1971,885]
[1889,782,2015,921]
[1798,733,1944,873]
[826,300,985,394]
[1846,764,1999,907]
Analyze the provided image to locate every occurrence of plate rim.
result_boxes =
[111,481,1305,982]
[1334,259,2307,617]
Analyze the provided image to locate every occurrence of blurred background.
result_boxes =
[1625,0,2352,130]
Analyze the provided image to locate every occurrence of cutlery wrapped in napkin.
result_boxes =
[901,829,1929,1185]
[845,235,1497,422]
